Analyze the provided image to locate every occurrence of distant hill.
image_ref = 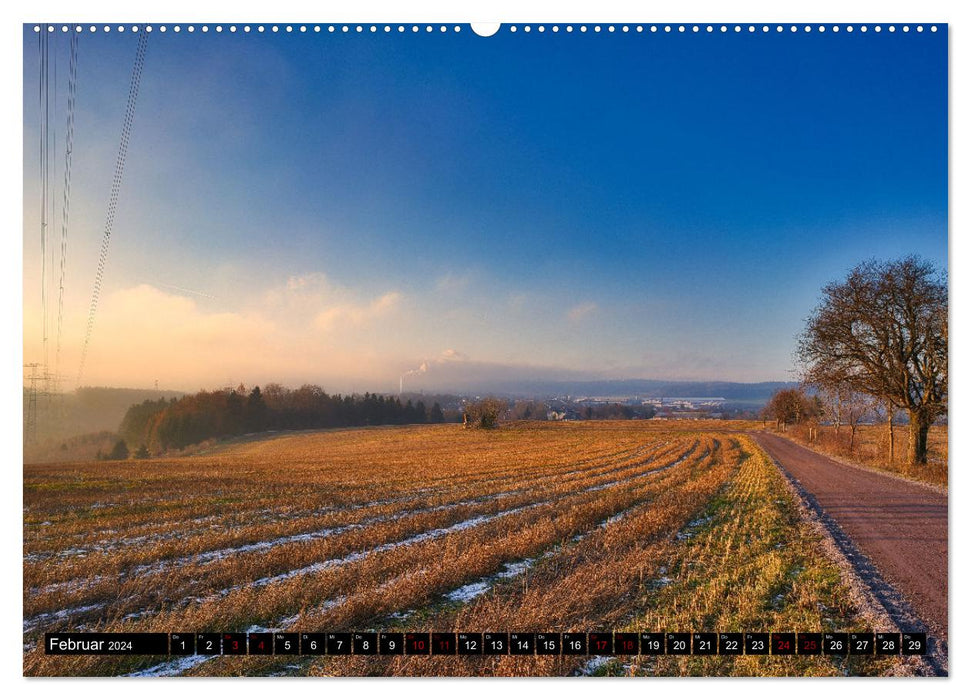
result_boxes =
[21,379,792,460]
[484,379,796,404]
[25,386,186,444]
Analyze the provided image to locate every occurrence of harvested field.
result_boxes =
[23,421,900,676]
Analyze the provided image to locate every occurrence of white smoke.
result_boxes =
[404,362,429,378]
[398,350,466,394]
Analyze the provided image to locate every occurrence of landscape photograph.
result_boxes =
[21,21,947,677]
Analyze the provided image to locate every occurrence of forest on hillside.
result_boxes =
[119,384,450,454]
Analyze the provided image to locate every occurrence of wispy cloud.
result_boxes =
[261,274,402,331]
[439,348,467,362]
[71,284,276,388]
[314,291,401,330]
[22,269,782,394]
[567,301,598,322]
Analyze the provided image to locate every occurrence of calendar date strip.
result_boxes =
[44,631,928,656]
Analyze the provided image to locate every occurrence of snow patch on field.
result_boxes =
[275,596,346,630]
[125,654,210,677]
[116,505,546,626]
[602,512,627,527]
[445,557,537,603]
[25,518,225,562]
[578,655,615,675]
[675,514,713,541]
[386,609,416,621]
[446,580,492,603]
[233,504,541,594]
[28,490,531,596]
[25,444,699,634]
[22,604,102,633]
[498,559,534,578]
[439,483,671,609]
[276,613,302,629]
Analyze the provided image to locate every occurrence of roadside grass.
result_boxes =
[618,438,895,676]
[781,424,946,487]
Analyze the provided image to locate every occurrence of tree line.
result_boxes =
[119,384,447,454]
[761,386,879,451]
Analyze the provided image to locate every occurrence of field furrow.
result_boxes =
[25,439,701,635]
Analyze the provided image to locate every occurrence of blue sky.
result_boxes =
[22,24,948,393]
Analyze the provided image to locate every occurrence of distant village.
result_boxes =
[445,394,761,422]
[544,395,754,421]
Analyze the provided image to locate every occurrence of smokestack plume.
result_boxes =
[399,362,428,395]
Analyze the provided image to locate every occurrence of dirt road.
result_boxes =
[753,432,948,644]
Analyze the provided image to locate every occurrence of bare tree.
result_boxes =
[508,400,548,421]
[765,388,820,433]
[797,257,947,466]
[814,382,846,436]
[842,389,874,452]
[463,397,507,429]
[806,379,875,453]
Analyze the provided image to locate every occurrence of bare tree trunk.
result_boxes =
[850,424,857,451]
[908,410,931,466]
[886,405,894,465]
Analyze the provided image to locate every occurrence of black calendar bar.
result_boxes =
[615,633,639,655]
[588,632,613,655]
[380,632,404,655]
[432,632,457,655]
[536,632,560,655]
[457,632,482,654]
[719,633,743,655]
[405,632,430,655]
[798,633,822,655]
[170,632,194,655]
[43,631,928,656]
[275,633,299,655]
[850,632,875,655]
[563,632,588,655]
[44,633,168,655]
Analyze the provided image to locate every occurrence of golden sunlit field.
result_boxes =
[24,421,897,676]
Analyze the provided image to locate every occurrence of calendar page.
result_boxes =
[21,16,947,679]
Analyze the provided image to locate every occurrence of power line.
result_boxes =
[39,27,49,377]
[55,30,79,390]
[77,29,148,388]
[24,364,40,445]
[29,28,52,446]
[51,28,57,382]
